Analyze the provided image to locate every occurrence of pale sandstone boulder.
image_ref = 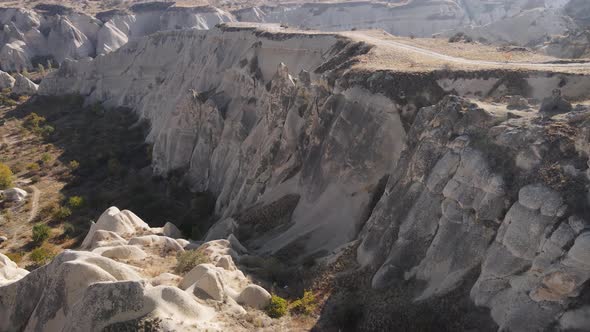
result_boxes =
[81,229,127,250]
[179,264,214,290]
[128,234,184,252]
[237,284,271,309]
[93,245,148,260]
[162,222,182,238]
[0,253,28,285]
[0,70,15,89]
[188,268,226,301]
[1,187,27,202]
[216,255,237,271]
[204,217,237,241]
[11,73,37,95]
[81,207,149,248]
[176,238,190,248]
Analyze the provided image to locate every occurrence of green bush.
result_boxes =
[0,162,13,189]
[266,295,288,318]
[23,112,46,133]
[32,223,51,243]
[30,246,56,264]
[290,290,317,315]
[53,206,72,220]
[67,196,84,209]
[174,249,209,274]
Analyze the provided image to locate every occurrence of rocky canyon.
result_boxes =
[0,1,590,331]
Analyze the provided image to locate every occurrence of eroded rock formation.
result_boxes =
[17,22,590,331]
[0,206,274,331]
[0,5,234,71]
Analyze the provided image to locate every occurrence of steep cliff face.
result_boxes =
[0,6,234,71]
[38,24,590,330]
[357,96,590,331]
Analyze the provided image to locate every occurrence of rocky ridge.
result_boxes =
[0,5,234,71]
[1,0,590,72]
[0,206,276,331]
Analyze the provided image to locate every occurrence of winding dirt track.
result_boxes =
[355,32,590,72]
[26,185,40,223]
[383,39,590,68]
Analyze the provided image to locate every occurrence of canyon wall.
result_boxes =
[38,25,590,330]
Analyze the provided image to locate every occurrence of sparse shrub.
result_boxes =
[0,162,13,189]
[0,94,17,107]
[37,63,45,75]
[53,206,72,220]
[62,222,76,238]
[23,112,46,132]
[26,162,40,172]
[40,153,52,164]
[290,290,318,315]
[68,160,80,170]
[41,125,54,137]
[32,223,51,243]
[174,249,209,274]
[38,202,58,220]
[67,196,84,209]
[266,295,288,318]
[5,252,23,263]
[30,245,56,264]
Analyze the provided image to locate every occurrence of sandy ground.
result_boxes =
[342,30,590,73]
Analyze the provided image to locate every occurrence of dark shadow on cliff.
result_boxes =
[311,262,497,332]
[5,95,215,242]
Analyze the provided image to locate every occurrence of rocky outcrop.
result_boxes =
[11,74,38,95]
[0,207,274,331]
[0,6,234,71]
[0,71,15,89]
[0,188,27,202]
[357,95,590,331]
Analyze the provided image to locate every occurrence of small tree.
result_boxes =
[37,63,45,75]
[68,196,84,209]
[266,295,288,318]
[0,162,13,189]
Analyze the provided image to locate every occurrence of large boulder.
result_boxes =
[1,188,27,202]
[11,73,38,95]
[81,207,149,248]
[0,253,28,285]
[0,71,15,89]
[237,284,271,309]
[93,245,148,260]
[188,268,226,301]
[204,218,237,241]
